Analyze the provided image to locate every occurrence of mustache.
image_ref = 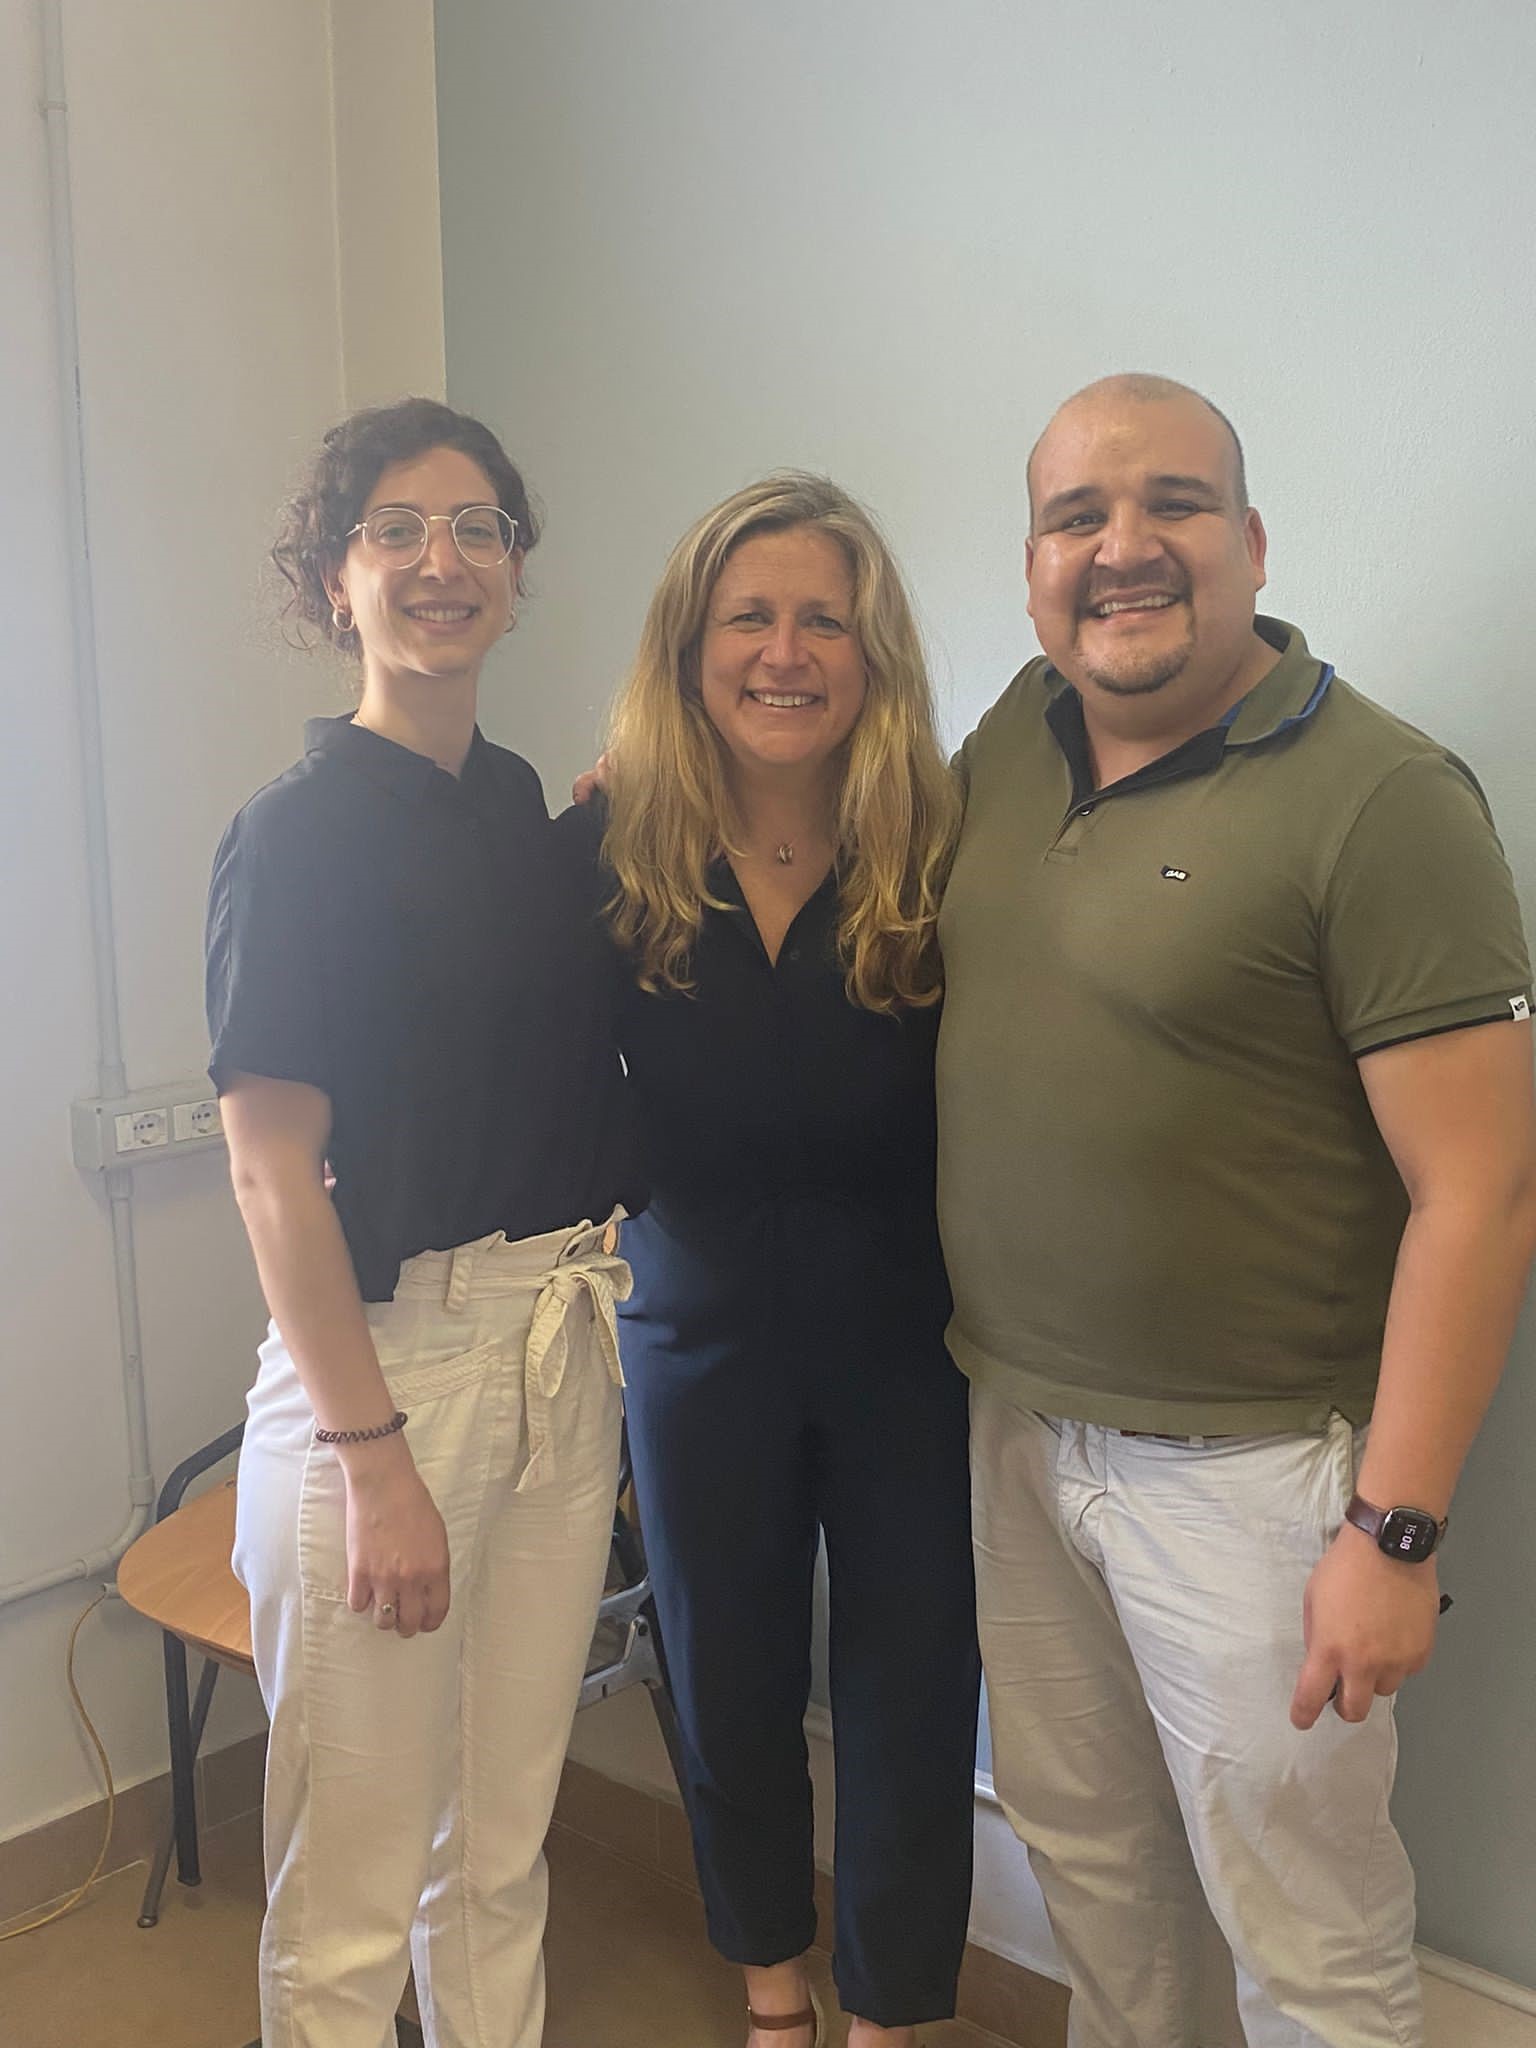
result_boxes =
[1079,575,1188,609]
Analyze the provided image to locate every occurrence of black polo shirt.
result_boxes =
[207,716,640,1301]
[555,803,951,1366]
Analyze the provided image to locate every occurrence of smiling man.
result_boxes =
[937,376,1536,2048]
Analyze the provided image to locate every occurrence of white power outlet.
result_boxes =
[114,1109,168,1152]
[73,1079,227,1173]
[172,1098,222,1142]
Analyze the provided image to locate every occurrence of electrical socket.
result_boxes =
[73,1078,227,1173]
[114,1109,168,1152]
[172,1098,222,1142]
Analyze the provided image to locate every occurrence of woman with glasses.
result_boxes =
[567,475,981,2048]
[207,397,638,2048]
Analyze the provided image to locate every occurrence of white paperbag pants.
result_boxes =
[234,1219,627,2048]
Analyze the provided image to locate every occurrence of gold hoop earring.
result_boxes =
[332,603,353,633]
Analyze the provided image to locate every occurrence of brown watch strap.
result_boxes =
[1345,1492,1448,1544]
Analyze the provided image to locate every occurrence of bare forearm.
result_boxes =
[234,1171,398,1439]
[1358,1187,1536,1516]
[1294,1023,1536,1726]
[220,1074,448,1633]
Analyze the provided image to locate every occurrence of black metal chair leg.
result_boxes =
[607,1491,690,1797]
[643,1654,689,1792]
[606,1474,692,1794]
[172,1640,213,1882]
[137,1644,220,1926]
[131,1424,247,1929]
[609,1503,646,1589]
[137,1822,177,1929]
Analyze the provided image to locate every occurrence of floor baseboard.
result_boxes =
[12,1740,1530,2048]
[0,1729,267,1928]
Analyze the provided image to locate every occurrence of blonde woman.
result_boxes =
[565,475,980,2048]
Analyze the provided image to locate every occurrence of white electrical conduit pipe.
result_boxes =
[0,0,157,1610]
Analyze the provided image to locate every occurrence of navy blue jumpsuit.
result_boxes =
[575,820,980,2029]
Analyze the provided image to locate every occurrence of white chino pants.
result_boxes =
[970,1385,1421,2048]
[234,1220,628,2048]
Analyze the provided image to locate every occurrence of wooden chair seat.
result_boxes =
[118,1477,253,1673]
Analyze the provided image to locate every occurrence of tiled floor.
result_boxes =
[0,1811,267,2048]
[5,1803,1530,2048]
[0,1812,1012,2048]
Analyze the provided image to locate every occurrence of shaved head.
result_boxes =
[1023,371,1272,732]
[1027,375,1248,527]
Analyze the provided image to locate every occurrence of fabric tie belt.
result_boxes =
[516,1243,631,1493]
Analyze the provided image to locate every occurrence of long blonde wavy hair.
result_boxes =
[603,473,959,1012]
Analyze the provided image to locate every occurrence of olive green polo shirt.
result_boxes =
[937,617,1532,1433]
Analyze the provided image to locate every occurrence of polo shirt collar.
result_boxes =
[304,714,492,803]
[1221,617,1335,747]
[1040,614,1334,774]
[1044,685,1225,805]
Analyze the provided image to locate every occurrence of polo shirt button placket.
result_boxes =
[1047,798,1100,854]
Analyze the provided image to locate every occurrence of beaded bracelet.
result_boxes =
[314,1409,408,1445]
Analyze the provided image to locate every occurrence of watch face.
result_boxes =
[1380,1508,1439,1563]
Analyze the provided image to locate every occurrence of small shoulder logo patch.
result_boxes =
[1160,866,1190,883]
[1512,995,1532,1022]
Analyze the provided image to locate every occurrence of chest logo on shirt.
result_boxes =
[1160,866,1191,883]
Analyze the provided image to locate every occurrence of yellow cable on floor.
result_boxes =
[0,1592,116,1942]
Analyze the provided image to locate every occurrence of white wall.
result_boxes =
[435,0,1536,1988]
[332,0,447,409]
[0,0,444,1848]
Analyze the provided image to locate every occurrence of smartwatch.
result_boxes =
[1344,1492,1447,1564]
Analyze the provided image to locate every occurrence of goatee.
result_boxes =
[1081,651,1189,697]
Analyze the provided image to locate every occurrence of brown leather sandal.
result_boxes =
[746,1983,826,2046]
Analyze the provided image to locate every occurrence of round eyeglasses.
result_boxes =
[347,505,518,570]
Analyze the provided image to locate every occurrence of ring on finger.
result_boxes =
[377,1600,397,1624]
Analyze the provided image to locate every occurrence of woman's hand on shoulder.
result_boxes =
[570,752,611,805]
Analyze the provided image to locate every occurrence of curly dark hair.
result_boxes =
[272,397,542,659]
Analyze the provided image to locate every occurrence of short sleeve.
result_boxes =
[205,799,333,1095]
[549,794,614,922]
[1321,751,1533,1057]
